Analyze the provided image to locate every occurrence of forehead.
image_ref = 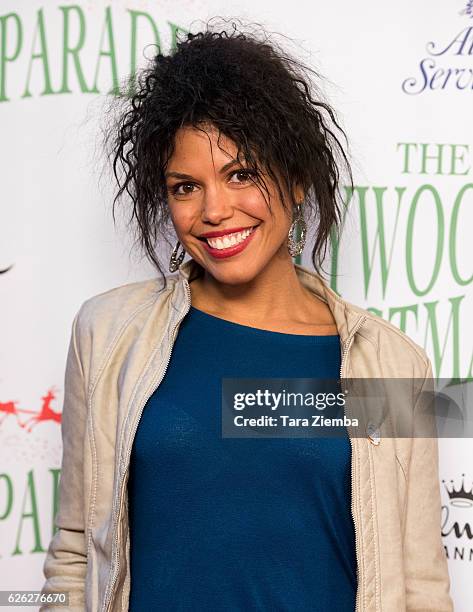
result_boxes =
[170,124,239,162]
[165,124,270,182]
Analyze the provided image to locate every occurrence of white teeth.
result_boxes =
[207,227,254,250]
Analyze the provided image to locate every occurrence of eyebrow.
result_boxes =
[165,158,247,180]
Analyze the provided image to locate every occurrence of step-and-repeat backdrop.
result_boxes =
[1,1,472,609]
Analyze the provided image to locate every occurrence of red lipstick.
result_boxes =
[201,225,259,259]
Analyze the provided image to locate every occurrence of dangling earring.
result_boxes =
[169,240,186,272]
[287,203,307,257]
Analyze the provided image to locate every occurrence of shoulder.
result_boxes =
[305,264,431,375]
[71,275,178,372]
[77,277,169,325]
[339,294,430,376]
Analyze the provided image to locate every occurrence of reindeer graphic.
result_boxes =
[21,386,62,432]
[0,387,62,431]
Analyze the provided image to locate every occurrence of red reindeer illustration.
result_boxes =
[0,387,62,431]
[21,386,62,432]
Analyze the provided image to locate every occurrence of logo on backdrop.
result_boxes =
[460,1,473,18]
[402,2,473,94]
[0,387,62,433]
[441,473,473,562]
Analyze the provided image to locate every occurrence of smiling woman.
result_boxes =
[41,16,453,612]
[100,16,354,330]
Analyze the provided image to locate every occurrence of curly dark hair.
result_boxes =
[102,17,353,288]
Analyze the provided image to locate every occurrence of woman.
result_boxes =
[41,21,453,612]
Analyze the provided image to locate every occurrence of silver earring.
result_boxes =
[169,240,186,272]
[287,203,307,257]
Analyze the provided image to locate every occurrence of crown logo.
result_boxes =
[442,474,473,508]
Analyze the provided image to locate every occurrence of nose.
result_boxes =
[200,188,234,225]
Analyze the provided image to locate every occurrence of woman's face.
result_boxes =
[165,123,302,285]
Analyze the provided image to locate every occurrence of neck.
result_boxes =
[188,255,333,327]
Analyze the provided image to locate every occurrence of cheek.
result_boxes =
[169,205,195,231]
[251,196,292,235]
[246,191,271,218]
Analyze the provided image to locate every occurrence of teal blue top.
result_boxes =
[128,305,356,611]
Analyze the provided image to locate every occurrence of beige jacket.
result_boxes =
[41,257,453,612]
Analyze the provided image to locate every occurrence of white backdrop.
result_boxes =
[1,1,472,609]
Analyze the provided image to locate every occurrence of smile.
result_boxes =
[200,225,259,259]
[206,227,255,249]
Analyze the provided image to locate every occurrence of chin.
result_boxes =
[204,262,260,286]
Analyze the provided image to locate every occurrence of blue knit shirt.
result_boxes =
[127,305,357,611]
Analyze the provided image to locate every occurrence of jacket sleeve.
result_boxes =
[40,308,88,611]
[403,357,454,611]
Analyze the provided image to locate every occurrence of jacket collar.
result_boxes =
[177,257,365,345]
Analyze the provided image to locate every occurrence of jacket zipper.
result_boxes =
[103,279,193,612]
[340,314,367,612]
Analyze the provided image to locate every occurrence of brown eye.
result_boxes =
[229,169,257,183]
[169,182,196,196]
